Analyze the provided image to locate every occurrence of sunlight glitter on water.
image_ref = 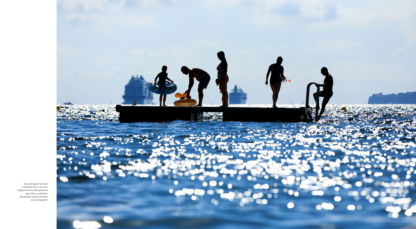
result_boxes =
[57,104,416,229]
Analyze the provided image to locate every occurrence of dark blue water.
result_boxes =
[57,105,416,229]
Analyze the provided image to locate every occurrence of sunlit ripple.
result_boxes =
[57,105,416,228]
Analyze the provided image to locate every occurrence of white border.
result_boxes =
[0,1,56,228]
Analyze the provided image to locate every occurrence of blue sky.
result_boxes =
[57,0,416,105]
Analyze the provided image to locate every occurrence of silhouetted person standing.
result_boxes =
[181,66,211,106]
[313,67,333,121]
[216,51,229,107]
[265,56,286,108]
[154,65,173,107]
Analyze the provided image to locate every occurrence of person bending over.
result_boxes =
[181,66,211,107]
[265,56,286,108]
[313,67,334,121]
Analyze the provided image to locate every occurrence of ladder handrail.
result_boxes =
[306,82,325,120]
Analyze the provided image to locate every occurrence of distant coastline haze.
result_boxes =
[368,91,416,104]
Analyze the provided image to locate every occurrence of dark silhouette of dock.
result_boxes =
[116,105,311,122]
[115,80,330,123]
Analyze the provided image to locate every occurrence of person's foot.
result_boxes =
[315,115,321,121]
[316,105,320,110]
[219,105,228,108]
[196,104,202,107]
[163,104,167,107]
[272,105,277,108]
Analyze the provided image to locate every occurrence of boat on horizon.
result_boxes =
[229,85,247,104]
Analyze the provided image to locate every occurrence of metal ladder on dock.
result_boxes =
[305,82,325,121]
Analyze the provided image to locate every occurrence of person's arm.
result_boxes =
[154,74,159,85]
[185,75,194,98]
[265,65,271,85]
[280,67,286,81]
[166,75,174,83]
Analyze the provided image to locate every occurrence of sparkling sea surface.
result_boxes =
[57,104,416,229]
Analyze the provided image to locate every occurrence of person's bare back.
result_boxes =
[181,66,211,106]
[189,68,208,81]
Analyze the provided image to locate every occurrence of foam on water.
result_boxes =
[57,104,416,229]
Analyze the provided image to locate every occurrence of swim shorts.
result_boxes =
[270,77,282,85]
[198,74,210,89]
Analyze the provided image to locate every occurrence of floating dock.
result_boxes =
[115,82,326,123]
[115,105,313,123]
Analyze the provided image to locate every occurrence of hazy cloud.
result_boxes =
[252,0,416,28]
[58,0,416,28]
[58,0,160,12]
[57,0,416,104]
[406,32,416,45]
[66,13,156,28]
[392,47,404,56]
[309,40,360,52]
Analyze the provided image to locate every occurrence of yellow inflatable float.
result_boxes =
[174,92,197,107]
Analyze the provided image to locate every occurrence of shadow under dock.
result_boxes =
[115,105,313,123]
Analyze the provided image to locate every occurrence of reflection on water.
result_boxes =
[57,105,416,229]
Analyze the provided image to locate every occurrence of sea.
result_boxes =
[57,104,416,229]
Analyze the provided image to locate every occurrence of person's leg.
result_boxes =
[197,87,204,106]
[313,91,324,110]
[271,82,282,107]
[317,96,331,120]
[197,75,210,106]
[313,92,318,110]
[163,95,167,106]
[159,94,162,106]
[270,83,276,107]
[274,82,282,103]
[219,81,228,107]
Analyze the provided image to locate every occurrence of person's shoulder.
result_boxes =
[188,69,195,75]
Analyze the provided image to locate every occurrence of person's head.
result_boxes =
[181,66,190,75]
[276,56,283,64]
[321,67,328,75]
[217,51,226,61]
[162,65,167,72]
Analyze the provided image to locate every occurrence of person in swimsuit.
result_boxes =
[216,51,229,107]
[265,56,286,108]
[181,66,211,106]
[313,67,334,121]
[154,65,173,106]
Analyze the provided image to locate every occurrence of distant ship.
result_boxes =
[63,102,73,105]
[122,75,153,104]
[368,91,416,104]
[229,85,247,104]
